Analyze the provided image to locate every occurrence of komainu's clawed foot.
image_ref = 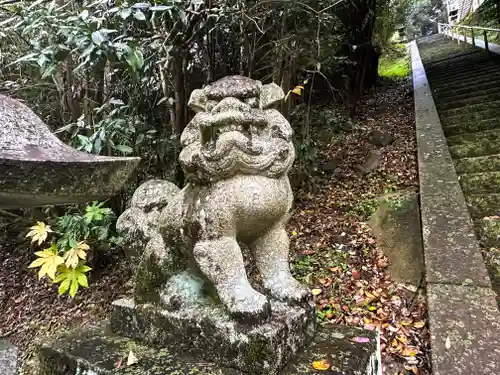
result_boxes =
[263,272,311,306]
[221,284,271,323]
[193,237,271,323]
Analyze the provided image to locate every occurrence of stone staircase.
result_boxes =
[417,34,500,296]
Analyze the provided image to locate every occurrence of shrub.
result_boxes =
[26,201,119,297]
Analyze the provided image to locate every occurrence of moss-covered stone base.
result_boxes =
[109,294,315,375]
[37,326,380,375]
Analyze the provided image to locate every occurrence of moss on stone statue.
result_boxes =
[37,328,239,375]
[134,231,188,304]
[246,340,271,363]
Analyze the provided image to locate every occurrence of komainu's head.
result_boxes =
[180,76,295,184]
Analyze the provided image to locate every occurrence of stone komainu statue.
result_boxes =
[117,76,309,322]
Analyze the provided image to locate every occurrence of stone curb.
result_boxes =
[411,40,500,375]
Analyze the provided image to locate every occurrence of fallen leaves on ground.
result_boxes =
[289,80,430,375]
[127,350,139,366]
[312,358,331,370]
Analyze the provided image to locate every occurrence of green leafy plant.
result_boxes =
[26,201,119,297]
[316,108,353,133]
[351,197,379,219]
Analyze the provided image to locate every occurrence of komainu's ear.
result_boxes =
[260,83,285,109]
[188,89,207,113]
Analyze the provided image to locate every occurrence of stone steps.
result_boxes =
[422,51,484,68]
[428,63,500,84]
[449,137,500,159]
[440,107,500,127]
[466,193,500,218]
[441,99,500,118]
[427,62,497,80]
[412,38,500,375]
[474,218,500,246]
[420,46,478,65]
[424,52,489,70]
[436,86,500,106]
[437,92,500,111]
[447,129,500,146]
[455,155,500,174]
[434,81,500,100]
[432,72,500,93]
[460,172,500,194]
[443,119,500,137]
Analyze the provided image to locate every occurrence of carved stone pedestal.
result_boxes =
[109,270,315,375]
[38,325,380,375]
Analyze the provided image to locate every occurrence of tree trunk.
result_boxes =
[172,52,187,136]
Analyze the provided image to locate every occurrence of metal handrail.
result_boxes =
[438,22,500,33]
[437,22,500,51]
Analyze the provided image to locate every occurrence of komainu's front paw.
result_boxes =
[224,284,271,323]
[264,273,311,305]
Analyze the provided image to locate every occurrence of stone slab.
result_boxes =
[110,297,315,375]
[369,194,424,286]
[37,325,380,375]
[0,340,18,375]
[427,283,500,375]
[411,41,492,287]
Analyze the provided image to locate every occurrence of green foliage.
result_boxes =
[385,195,410,212]
[462,0,500,28]
[374,0,414,46]
[461,0,500,43]
[54,263,91,297]
[26,201,119,297]
[378,44,410,79]
[316,108,353,133]
[351,197,379,219]
[56,201,119,250]
[407,0,447,38]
